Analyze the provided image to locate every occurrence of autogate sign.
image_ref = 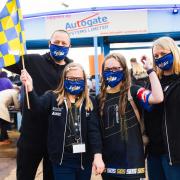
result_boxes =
[45,10,148,38]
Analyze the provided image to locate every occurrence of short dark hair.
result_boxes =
[50,29,70,42]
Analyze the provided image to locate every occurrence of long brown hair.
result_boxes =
[53,63,93,111]
[99,53,131,139]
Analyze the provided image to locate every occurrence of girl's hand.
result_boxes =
[141,55,153,70]
[20,69,33,92]
[92,154,105,175]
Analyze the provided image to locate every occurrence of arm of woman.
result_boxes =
[141,55,164,104]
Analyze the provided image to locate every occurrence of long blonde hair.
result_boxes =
[99,53,131,139]
[53,63,93,111]
[153,36,180,78]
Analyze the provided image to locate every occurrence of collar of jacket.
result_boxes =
[44,52,73,67]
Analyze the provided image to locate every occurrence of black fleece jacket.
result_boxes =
[6,53,73,150]
[28,90,102,166]
[145,75,180,165]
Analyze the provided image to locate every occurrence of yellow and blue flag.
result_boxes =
[0,0,26,68]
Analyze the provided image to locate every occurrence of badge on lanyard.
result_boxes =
[72,143,86,153]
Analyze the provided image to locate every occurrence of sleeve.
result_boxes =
[87,97,102,154]
[5,54,33,75]
[131,85,153,112]
[28,90,52,114]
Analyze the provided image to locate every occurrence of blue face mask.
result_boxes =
[103,70,124,88]
[50,44,69,61]
[64,80,85,95]
[155,53,174,70]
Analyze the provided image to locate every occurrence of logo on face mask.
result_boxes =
[64,80,85,95]
[70,85,80,91]
[107,76,118,82]
[155,53,174,70]
[54,50,65,56]
[103,70,124,88]
[50,44,69,61]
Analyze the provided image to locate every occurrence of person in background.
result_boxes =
[0,87,20,145]
[9,72,21,86]
[144,36,180,180]
[130,58,149,88]
[89,75,96,97]
[98,53,163,180]
[0,70,14,145]
[6,29,73,180]
[0,70,13,91]
[20,63,105,180]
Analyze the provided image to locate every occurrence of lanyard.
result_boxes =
[68,104,81,142]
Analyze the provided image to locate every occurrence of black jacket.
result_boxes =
[145,75,180,165]
[6,53,73,150]
[29,90,102,167]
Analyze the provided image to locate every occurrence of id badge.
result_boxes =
[72,143,86,153]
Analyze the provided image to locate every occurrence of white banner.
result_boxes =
[45,10,148,38]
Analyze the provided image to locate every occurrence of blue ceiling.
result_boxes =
[26,31,180,49]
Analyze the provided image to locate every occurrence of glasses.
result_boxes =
[66,77,84,81]
[104,67,122,72]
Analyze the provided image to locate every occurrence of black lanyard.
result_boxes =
[68,104,81,142]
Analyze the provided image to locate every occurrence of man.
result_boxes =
[6,29,73,180]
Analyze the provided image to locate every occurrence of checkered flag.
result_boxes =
[0,0,26,68]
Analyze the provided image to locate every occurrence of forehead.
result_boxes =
[66,67,83,76]
[51,32,70,43]
[105,57,121,67]
[153,45,170,54]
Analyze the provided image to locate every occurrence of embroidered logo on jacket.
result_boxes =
[51,107,63,116]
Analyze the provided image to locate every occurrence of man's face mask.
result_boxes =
[50,44,69,61]
[155,53,174,71]
[103,70,124,88]
[64,79,85,95]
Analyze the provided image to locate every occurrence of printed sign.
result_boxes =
[45,10,148,38]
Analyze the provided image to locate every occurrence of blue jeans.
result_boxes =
[52,153,92,180]
[147,154,180,180]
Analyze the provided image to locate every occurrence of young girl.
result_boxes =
[98,53,163,180]
[20,63,104,180]
[144,37,180,180]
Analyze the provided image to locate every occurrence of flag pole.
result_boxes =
[22,55,30,109]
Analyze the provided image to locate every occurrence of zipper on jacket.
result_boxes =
[79,103,84,170]
[164,104,172,165]
[59,99,68,165]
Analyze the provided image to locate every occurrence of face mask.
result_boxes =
[155,53,174,70]
[64,80,85,95]
[103,70,124,88]
[50,44,69,61]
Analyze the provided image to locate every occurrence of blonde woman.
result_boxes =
[20,63,104,180]
[98,53,163,180]
[144,37,180,180]
[130,58,149,87]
